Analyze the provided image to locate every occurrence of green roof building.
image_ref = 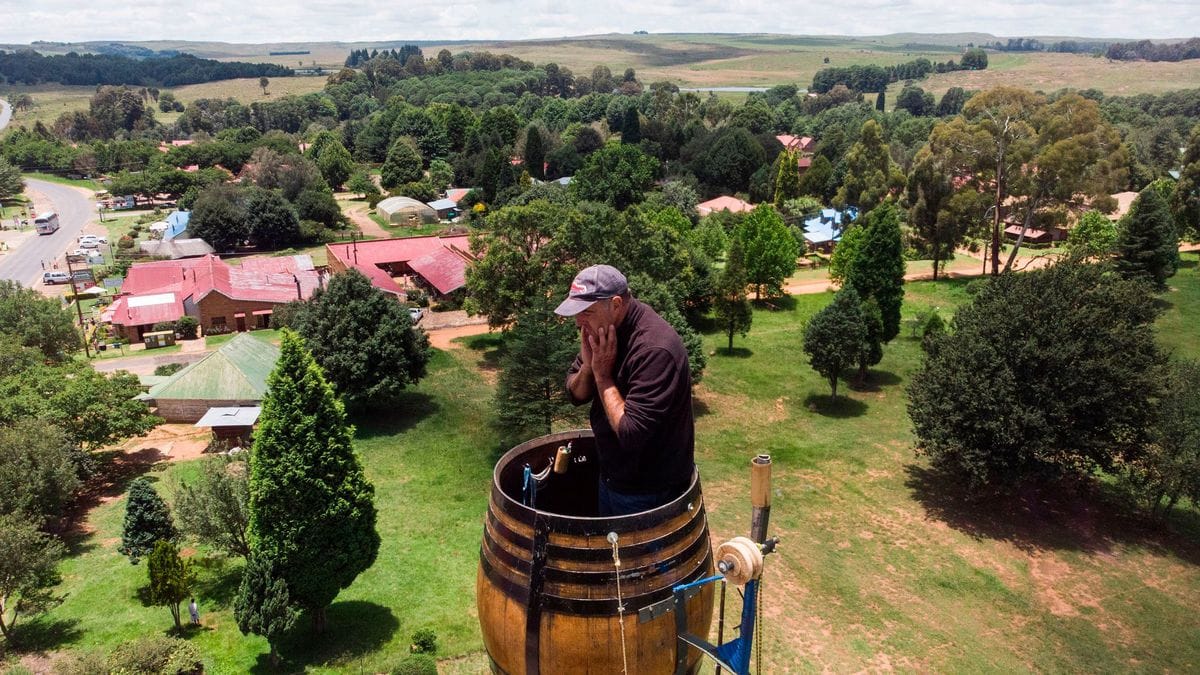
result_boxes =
[145,333,280,422]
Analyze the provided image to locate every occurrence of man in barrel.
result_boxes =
[557,265,695,516]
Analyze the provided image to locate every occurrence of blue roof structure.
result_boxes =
[163,210,190,241]
[803,208,857,245]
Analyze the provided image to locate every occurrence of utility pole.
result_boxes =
[64,256,92,358]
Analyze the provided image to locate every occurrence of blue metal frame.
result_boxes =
[672,576,759,675]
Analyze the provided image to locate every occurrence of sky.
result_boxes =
[0,0,1192,44]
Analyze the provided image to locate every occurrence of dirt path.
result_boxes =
[341,201,391,239]
[428,323,493,349]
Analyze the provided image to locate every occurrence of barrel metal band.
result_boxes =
[486,505,705,563]
[524,512,550,675]
[481,548,713,617]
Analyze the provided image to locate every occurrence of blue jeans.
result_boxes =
[598,479,678,517]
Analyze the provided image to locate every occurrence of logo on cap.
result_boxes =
[570,282,587,294]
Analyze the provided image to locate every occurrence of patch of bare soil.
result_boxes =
[427,322,492,350]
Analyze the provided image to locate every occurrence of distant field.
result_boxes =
[0,76,329,136]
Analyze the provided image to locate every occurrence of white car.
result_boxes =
[408,307,424,323]
[78,235,107,248]
[71,248,103,259]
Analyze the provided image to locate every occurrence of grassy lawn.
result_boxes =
[9,255,1200,672]
[204,329,282,348]
[22,173,102,191]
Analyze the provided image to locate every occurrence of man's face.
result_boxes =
[574,296,622,337]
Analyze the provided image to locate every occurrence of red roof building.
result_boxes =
[776,134,816,152]
[325,235,474,299]
[697,196,756,217]
[103,254,322,341]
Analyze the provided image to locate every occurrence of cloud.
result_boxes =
[0,0,1192,43]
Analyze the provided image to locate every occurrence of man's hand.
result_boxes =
[567,327,596,403]
[589,324,618,384]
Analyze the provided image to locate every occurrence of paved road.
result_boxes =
[0,178,94,287]
[92,351,208,376]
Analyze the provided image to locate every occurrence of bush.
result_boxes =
[176,316,199,339]
[131,223,143,233]
[118,235,135,249]
[154,363,185,377]
[406,288,429,308]
[391,654,437,675]
[410,628,438,654]
[153,321,176,333]
[106,635,203,675]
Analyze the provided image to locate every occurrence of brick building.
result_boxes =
[103,254,322,341]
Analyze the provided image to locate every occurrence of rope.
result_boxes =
[755,573,763,675]
[609,532,629,674]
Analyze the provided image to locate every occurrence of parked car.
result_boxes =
[71,248,103,261]
[77,234,107,248]
[42,271,70,285]
[408,307,424,323]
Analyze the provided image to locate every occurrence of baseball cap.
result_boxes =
[554,265,628,317]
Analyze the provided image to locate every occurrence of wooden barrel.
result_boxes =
[477,430,715,674]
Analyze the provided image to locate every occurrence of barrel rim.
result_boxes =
[493,429,700,527]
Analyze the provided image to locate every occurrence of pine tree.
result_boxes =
[247,330,379,633]
[875,90,886,112]
[715,237,753,353]
[773,150,802,208]
[235,553,297,667]
[147,540,192,630]
[621,106,641,144]
[120,478,177,564]
[380,138,424,188]
[858,297,884,382]
[803,288,866,400]
[846,202,906,342]
[523,126,545,181]
[1116,186,1179,290]
[493,301,580,445]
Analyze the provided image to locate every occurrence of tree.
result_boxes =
[347,170,380,200]
[0,514,63,641]
[465,200,584,329]
[1116,185,1178,290]
[1122,359,1200,519]
[0,420,84,523]
[906,147,981,280]
[523,126,545,180]
[845,202,905,341]
[875,90,886,112]
[380,138,424,189]
[147,540,192,630]
[235,553,297,668]
[834,119,904,212]
[1066,210,1119,258]
[620,106,641,144]
[314,139,354,190]
[773,151,802,208]
[259,77,270,95]
[734,205,798,299]
[928,88,1127,275]
[37,367,161,450]
[0,280,80,361]
[493,300,580,446]
[961,47,988,70]
[936,87,968,116]
[570,143,657,209]
[828,223,864,286]
[797,154,834,201]
[714,237,753,352]
[896,86,935,116]
[857,297,884,382]
[803,288,866,400]
[248,330,379,633]
[242,187,301,250]
[190,184,248,252]
[120,478,177,563]
[1173,124,1200,241]
[689,127,765,194]
[427,159,455,191]
[907,259,1165,489]
[174,457,250,557]
[289,270,430,411]
[0,157,23,201]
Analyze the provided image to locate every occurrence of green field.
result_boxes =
[6,254,1199,672]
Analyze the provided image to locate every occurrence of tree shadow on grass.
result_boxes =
[802,393,868,418]
[190,555,244,610]
[6,617,82,653]
[846,369,903,392]
[752,295,797,312]
[254,600,399,674]
[715,346,754,358]
[53,447,166,557]
[904,464,1200,565]
[353,391,440,439]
